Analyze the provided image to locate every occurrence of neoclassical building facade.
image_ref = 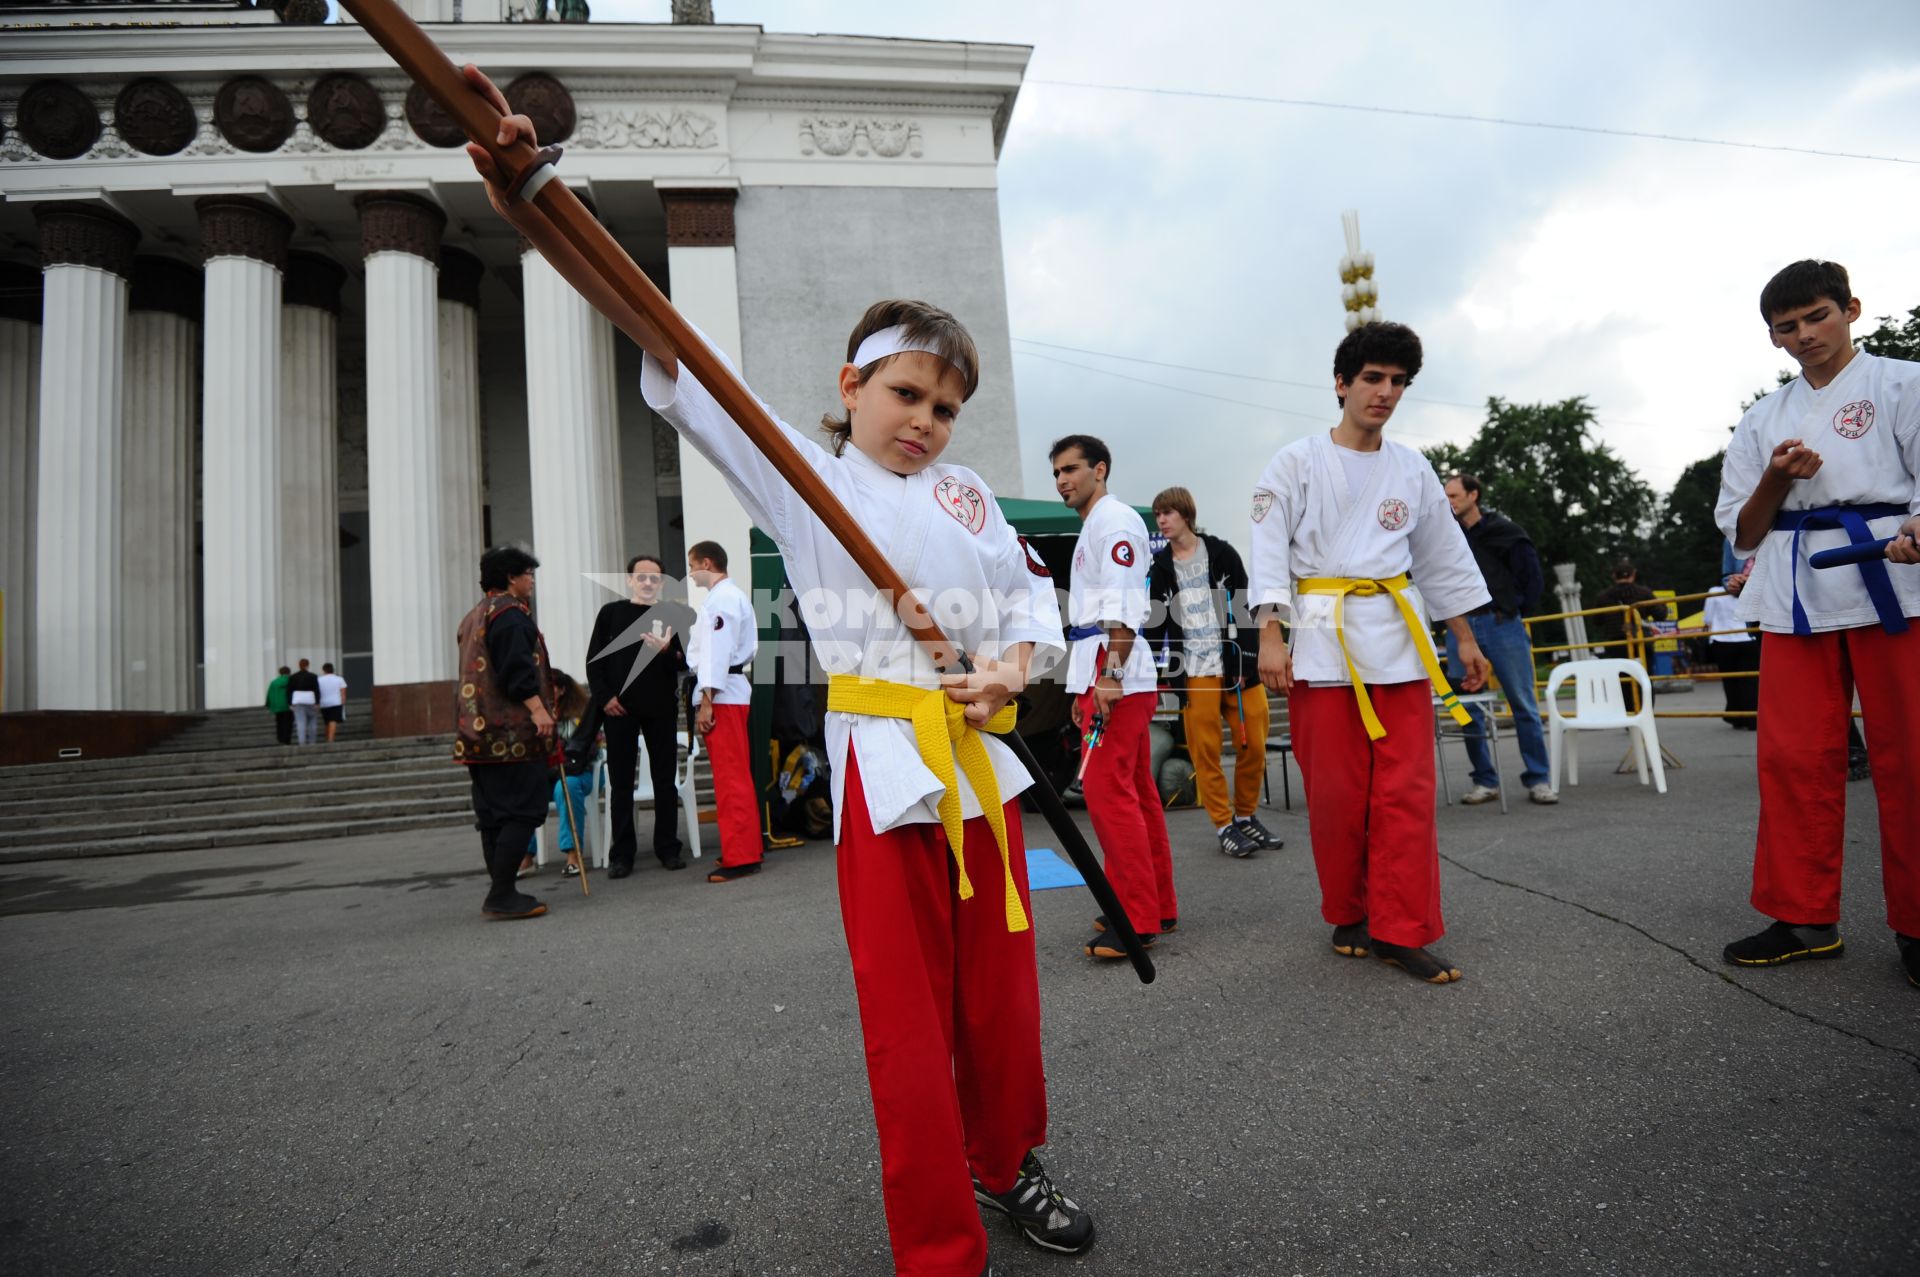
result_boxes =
[0,1,1029,731]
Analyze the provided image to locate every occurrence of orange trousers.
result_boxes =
[1181,676,1270,827]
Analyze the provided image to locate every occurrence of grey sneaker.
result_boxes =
[1528,783,1559,805]
[1459,784,1500,805]
[974,1152,1095,1254]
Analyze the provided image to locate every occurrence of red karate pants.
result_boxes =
[705,703,762,868]
[838,748,1048,1277]
[1078,689,1177,935]
[1752,626,1920,935]
[1289,678,1444,949]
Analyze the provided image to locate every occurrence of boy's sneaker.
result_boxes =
[974,1152,1096,1254]
[1235,815,1284,849]
[1460,784,1500,805]
[1899,934,1920,990]
[1848,753,1871,783]
[1527,784,1559,805]
[1217,823,1261,857]
[1723,920,1843,966]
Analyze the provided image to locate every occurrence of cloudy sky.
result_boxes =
[598,0,1920,553]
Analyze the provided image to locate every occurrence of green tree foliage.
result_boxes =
[1643,450,1728,595]
[1859,305,1920,361]
[1423,397,1655,601]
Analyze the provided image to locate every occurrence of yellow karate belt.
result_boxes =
[826,673,1028,932]
[1295,573,1472,741]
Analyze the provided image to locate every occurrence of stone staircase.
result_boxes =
[0,704,716,863]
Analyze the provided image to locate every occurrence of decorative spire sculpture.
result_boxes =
[1338,209,1380,333]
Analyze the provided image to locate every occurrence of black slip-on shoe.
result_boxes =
[1331,921,1370,958]
[482,892,548,920]
[707,861,763,883]
[974,1152,1096,1255]
[607,863,634,879]
[1723,920,1843,967]
[1091,913,1177,934]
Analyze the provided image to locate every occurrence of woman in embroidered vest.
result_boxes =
[455,545,557,920]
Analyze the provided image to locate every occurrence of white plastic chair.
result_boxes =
[1545,659,1666,795]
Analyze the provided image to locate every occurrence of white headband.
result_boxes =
[852,324,950,371]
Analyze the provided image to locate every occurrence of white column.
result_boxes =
[122,257,201,711]
[0,266,42,713]
[197,196,291,710]
[437,248,485,635]
[281,252,346,673]
[356,193,452,691]
[659,184,752,579]
[32,204,136,711]
[523,247,623,677]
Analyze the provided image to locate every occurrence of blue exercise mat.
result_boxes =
[1024,847,1085,891]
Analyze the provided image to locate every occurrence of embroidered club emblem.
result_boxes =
[934,476,988,534]
[1111,540,1136,568]
[1377,498,1410,532]
[1018,535,1052,578]
[1252,490,1276,524]
[712,615,724,630]
[1833,400,1875,440]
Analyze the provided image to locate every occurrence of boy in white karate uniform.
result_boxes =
[1714,259,1920,988]
[464,67,1095,1275]
[1249,322,1490,984]
[685,539,762,882]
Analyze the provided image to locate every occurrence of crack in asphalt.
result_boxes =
[1439,849,1920,1076]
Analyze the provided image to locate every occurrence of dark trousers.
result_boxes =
[1711,640,1759,726]
[468,760,550,904]
[274,711,293,745]
[604,700,682,868]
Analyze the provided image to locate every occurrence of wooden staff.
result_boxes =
[339,0,1154,982]
[557,769,590,897]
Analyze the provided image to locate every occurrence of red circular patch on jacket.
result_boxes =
[1111,540,1136,568]
[1377,498,1410,531]
[934,476,988,534]
[1018,535,1052,578]
[1833,400,1875,439]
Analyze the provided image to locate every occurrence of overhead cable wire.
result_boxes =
[1027,79,1919,167]
[1011,336,1721,435]
[1011,347,1456,440]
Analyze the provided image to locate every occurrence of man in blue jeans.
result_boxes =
[1441,474,1558,806]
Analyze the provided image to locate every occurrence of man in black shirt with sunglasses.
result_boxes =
[588,553,698,877]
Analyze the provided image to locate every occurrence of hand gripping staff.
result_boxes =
[339,0,1154,983]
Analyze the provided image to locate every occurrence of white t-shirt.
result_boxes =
[317,673,347,707]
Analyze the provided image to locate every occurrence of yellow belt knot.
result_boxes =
[1295,573,1471,741]
[825,673,1028,932]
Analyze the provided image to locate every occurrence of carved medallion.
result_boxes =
[115,78,196,157]
[307,74,385,151]
[405,83,466,149]
[18,81,101,160]
[215,77,294,153]
[505,73,575,145]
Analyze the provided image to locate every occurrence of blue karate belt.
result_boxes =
[1064,623,1104,641]
[1774,503,1910,636]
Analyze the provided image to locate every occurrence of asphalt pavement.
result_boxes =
[2,689,1915,1276]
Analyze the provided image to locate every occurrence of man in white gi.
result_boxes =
[1053,434,1179,959]
[687,540,763,882]
[1249,322,1490,984]
[1713,258,1920,988]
